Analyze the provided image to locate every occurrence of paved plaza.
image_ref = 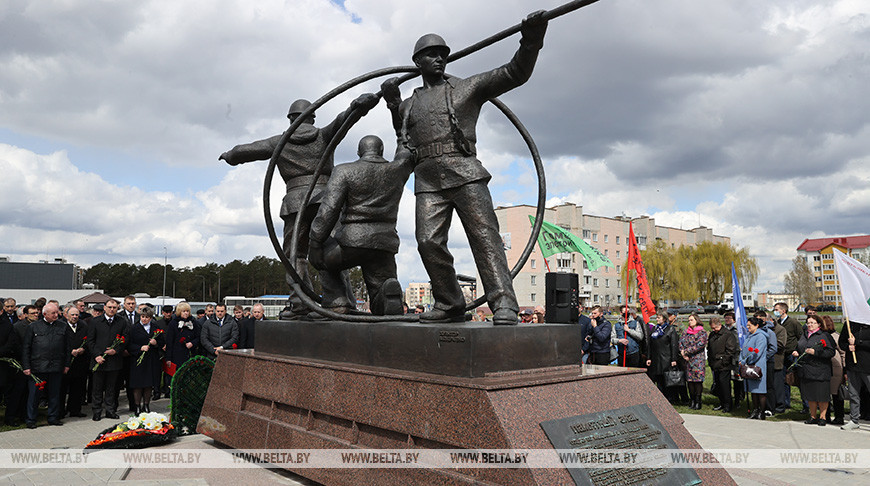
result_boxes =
[0,400,867,485]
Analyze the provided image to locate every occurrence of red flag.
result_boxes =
[627,224,656,323]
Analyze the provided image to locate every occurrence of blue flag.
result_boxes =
[732,263,749,347]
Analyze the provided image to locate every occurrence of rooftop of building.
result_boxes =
[797,235,870,252]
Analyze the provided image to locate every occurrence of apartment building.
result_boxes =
[493,203,730,308]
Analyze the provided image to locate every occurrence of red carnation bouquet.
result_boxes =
[71,336,87,366]
[0,357,46,390]
[93,334,126,371]
[787,337,828,372]
[136,329,165,366]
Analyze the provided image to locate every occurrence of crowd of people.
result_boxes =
[3,294,868,432]
[574,302,870,430]
[0,296,264,429]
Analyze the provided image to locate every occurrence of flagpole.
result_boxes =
[833,250,858,362]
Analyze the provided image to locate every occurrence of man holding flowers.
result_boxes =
[87,298,128,421]
[21,302,70,428]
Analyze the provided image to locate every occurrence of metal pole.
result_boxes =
[162,246,167,310]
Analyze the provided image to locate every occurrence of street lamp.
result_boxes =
[162,246,167,309]
[214,269,221,304]
[198,274,206,302]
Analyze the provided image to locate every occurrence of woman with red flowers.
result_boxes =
[792,314,836,425]
[164,302,200,381]
[679,313,708,410]
[740,317,768,419]
[127,307,164,414]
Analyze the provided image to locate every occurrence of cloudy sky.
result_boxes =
[1,0,868,296]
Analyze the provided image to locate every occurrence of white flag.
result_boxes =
[833,249,870,324]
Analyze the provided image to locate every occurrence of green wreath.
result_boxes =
[169,355,215,435]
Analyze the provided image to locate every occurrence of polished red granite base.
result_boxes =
[198,350,734,486]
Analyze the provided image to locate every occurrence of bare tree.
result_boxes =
[784,255,819,306]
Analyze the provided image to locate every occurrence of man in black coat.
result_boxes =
[73,299,92,321]
[61,306,89,418]
[116,296,138,413]
[87,298,128,421]
[840,321,870,430]
[0,310,20,424]
[240,303,264,349]
[233,304,253,349]
[201,304,238,358]
[1,298,19,325]
[5,305,39,425]
[707,316,738,413]
[22,303,70,428]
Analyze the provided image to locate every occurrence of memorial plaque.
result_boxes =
[540,404,702,486]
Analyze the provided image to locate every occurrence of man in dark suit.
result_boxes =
[2,298,19,325]
[116,295,138,413]
[61,306,89,418]
[73,299,92,321]
[232,305,252,349]
[5,306,39,425]
[87,298,128,421]
[239,303,264,349]
[201,304,238,358]
[0,307,20,424]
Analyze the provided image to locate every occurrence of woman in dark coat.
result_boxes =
[708,316,738,413]
[164,302,200,378]
[792,314,836,426]
[680,313,708,410]
[646,310,680,403]
[127,307,164,414]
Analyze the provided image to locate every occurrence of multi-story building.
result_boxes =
[404,282,433,309]
[757,291,800,312]
[796,235,870,305]
[493,203,730,309]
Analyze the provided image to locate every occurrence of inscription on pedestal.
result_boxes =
[540,404,701,486]
[438,330,466,343]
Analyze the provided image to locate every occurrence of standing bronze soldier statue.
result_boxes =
[381,10,548,325]
[220,94,379,318]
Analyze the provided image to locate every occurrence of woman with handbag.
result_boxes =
[740,317,768,419]
[792,314,836,425]
[646,310,680,403]
[680,313,708,410]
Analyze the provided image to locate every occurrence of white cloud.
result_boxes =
[2,0,870,299]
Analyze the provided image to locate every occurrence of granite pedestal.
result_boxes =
[198,320,734,485]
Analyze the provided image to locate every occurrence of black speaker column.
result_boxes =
[545,272,579,324]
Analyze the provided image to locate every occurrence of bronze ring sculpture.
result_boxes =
[262,0,607,321]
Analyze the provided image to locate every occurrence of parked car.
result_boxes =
[676,305,704,315]
[703,304,719,314]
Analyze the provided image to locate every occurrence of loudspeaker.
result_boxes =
[545,272,579,324]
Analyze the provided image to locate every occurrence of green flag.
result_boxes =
[529,215,614,271]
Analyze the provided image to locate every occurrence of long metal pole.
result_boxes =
[162,246,167,309]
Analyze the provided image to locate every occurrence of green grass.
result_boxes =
[0,405,49,432]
